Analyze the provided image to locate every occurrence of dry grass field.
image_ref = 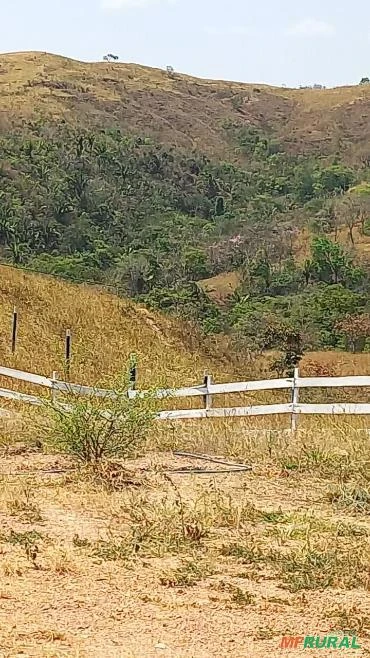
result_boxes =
[2,51,370,162]
[1,424,370,657]
[0,266,368,657]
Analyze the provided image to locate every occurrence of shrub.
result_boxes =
[43,372,159,462]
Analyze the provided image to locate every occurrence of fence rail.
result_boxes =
[0,365,369,424]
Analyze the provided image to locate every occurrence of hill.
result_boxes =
[0,51,369,363]
[1,51,370,163]
[0,265,239,393]
[0,53,369,658]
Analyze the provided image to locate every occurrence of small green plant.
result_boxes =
[160,560,212,587]
[254,627,278,640]
[261,509,287,523]
[336,522,369,537]
[92,537,133,562]
[229,585,255,606]
[43,369,159,462]
[212,581,256,605]
[1,530,45,568]
[327,603,370,636]
[273,539,370,592]
[220,540,266,564]
[72,534,91,548]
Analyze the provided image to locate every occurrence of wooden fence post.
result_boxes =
[11,307,18,354]
[65,329,71,379]
[291,367,299,433]
[203,373,212,413]
[51,371,58,404]
[129,353,138,391]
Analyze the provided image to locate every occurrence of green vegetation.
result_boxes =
[43,370,158,462]
[0,122,369,358]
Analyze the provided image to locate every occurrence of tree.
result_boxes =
[335,314,370,352]
[307,285,367,347]
[215,196,225,216]
[103,54,119,62]
[360,77,370,85]
[313,164,355,195]
[310,237,362,285]
[348,183,370,235]
[336,197,358,245]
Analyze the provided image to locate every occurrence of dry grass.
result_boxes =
[2,51,370,162]
[0,264,239,393]
[0,264,367,656]
[1,419,370,656]
[197,271,241,305]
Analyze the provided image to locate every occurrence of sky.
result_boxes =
[1,0,370,88]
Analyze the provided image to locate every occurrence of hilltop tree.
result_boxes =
[103,54,119,62]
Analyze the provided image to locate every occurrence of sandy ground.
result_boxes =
[0,449,369,658]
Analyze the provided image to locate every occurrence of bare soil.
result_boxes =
[0,447,370,658]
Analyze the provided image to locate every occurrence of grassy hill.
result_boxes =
[0,54,369,658]
[0,265,239,392]
[2,51,370,163]
[0,51,369,363]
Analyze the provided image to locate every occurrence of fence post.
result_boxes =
[11,307,18,354]
[65,329,71,379]
[129,353,138,391]
[203,372,212,414]
[51,371,58,404]
[291,367,299,433]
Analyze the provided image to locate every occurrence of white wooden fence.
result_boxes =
[0,365,369,427]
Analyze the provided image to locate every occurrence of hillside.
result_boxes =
[1,51,370,163]
[1,52,370,658]
[0,51,369,364]
[0,265,239,391]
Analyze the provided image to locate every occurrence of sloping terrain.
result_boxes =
[1,51,370,162]
[0,51,369,658]
[0,264,236,390]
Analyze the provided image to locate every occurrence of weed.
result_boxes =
[267,596,291,605]
[229,585,255,606]
[273,539,370,592]
[92,537,133,562]
[48,547,78,575]
[3,529,44,546]
[261,509,287,523]
[72,534,91,548]
[0,529,45,568]
[328,484,370,512]
[335,522,369,537]
[254,627,278,640]
[6,486,43,523]
[43,368,159,463]
[194,484,261,529]
[279,455,300,474]
[220,540,266,564]
[160,560,212,587]
[279,446,355,480]
[265,513,335,544]
[327,603,370,636]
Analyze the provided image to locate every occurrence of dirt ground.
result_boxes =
[0,434,370,658]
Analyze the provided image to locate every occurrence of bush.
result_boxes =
[43,373,159,462]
